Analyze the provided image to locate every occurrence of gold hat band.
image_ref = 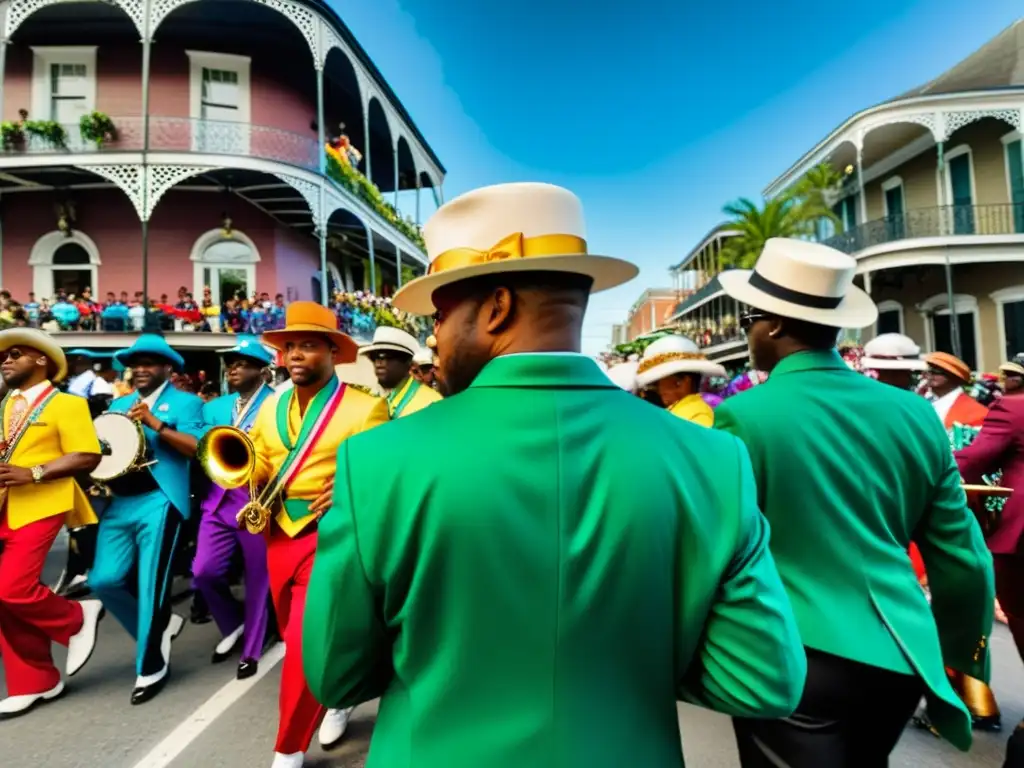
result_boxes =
[637,351,710,374]
[428,232,587,276]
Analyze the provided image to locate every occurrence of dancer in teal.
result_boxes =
[89,335,205,704]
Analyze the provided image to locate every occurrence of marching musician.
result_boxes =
[244,302,387,768]
[193,335,274,680]
[0,328,105,717]
[360,326,442,417]
[88,334,205,705]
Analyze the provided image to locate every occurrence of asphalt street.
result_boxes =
[1,536,1019,767]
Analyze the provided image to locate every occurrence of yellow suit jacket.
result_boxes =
[669,393,714,427]
[393,379,442,419]
[3,390,101,530]
[250,383,389,537]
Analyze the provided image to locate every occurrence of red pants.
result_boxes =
[268,526,325,754]
[0,512,84,696]
[910,543,926,582]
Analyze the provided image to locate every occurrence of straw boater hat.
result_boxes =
[1000,361,1024,377]
[359,326,420,358]
[0,328,68,382]
[924,351,972,382]
[392,182,639,315]
[861,333,927,371]
[717,238,878,329]
[262,301,358,363]
[635,335,727,389]
[412,347,435,367]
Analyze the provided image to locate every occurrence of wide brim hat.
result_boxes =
[717,238,878,329]
[359,326,420,358]
[999,361,1024,377]
[217,334,275,367]
[606,361,640,392]
[114,334,186,371]
[635,334,727,388]
[412,347,435,366]
[0,328,68,382]
[392,182,639,315]
[262,301,358,364]
[862,333,927,371]
[924,351,971,381]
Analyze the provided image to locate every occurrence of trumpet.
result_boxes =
[197,426,279,534]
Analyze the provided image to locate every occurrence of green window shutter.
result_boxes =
[1007,139,1024,233]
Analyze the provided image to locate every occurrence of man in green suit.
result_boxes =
[303,183,807,767]
[715,238,995,765]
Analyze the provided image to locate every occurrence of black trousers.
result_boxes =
[733,648,924,768]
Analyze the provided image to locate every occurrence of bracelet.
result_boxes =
[157,421,169,433]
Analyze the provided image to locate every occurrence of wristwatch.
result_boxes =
[31,465,45,483]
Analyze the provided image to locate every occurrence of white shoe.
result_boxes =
[67,600,105,677]
[213,624,244,660]
[270,752,304,768]
[0,681,65,717]
[134,613,185,689]
[318,706,354,748]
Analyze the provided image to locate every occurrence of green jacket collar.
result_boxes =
[770,349,849,378]
[470,353,615,390]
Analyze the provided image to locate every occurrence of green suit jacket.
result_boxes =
[304,353,806,767]
[715,349,995,751]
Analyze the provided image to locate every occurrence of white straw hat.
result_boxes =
[392,183,639,315]
[717,238,877,329]
[862,333,926,370]
[359,326,420,357]
[412,347,435,366]
[606,361,640,392]
[635,335,727,388]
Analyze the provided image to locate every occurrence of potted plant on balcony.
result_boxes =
[80,111,117,147]
[21,110,68,150]
[1,120,25,151]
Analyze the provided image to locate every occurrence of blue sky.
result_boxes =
[336,0,1022,354]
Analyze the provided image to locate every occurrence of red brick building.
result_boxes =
[0,0,445,306]
[625,288,680,340]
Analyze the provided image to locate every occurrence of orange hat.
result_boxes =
[261,301,357,363]
[924,351,971,382]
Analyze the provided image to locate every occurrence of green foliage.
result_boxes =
[0,121,24,150]
[23,118,67,149]
[79,112,117,146]
[324,153,426,251]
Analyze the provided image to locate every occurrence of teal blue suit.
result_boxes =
[90,384,206,676]
[715,350,995,752]
[304,354,806,768]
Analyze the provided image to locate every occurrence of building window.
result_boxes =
[28,230,101,299]
[1003,132,1024,234]
[875,300,904,335]
[881,177,905,241]
[921,293,980,371]
[30,47,96,145]
[191,229,260,305]
[186,51,251,153]
[991,286,1024,362]
[943,145,976,235]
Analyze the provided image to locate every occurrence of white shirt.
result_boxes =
[140,380,170,409]
[68,369,113,397]
[932,388,962,424]
[9,380,52,404]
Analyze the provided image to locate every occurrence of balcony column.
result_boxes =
[140,9,154,312]
[0,38,8,122]
[392,144,399,210]
[367,232,377,294]
[856,144,867,226]
[316,65,329,305]
[415,174,421,226]
[362,107,372,181]
[396,249,403,288]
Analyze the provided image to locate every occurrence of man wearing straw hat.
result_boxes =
[713,238,994,764]
[861,332,928,390]
[245,302,388,768]
[304,182,806,767]
[635,335,726,425]
[0,328,105,717]
[923,351,988,430]
[359,326,442,417]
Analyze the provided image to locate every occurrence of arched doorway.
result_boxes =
[191,229,261,304]
[29,230,101,299]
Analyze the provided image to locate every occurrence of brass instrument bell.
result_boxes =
[197,425,271,534]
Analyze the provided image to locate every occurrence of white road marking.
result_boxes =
[130,642,286,768]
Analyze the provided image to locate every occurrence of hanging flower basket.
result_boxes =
[80,111,118,147]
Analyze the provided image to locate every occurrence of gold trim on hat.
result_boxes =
[428,232,587,276]
[637,351,710,374]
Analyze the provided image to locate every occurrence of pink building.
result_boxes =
[0,0,445,306]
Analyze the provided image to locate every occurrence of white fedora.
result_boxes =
[606,361,640,392]
[359,326,420,357]
[392,183,639,315]
[412,346,435,366]
[717,238,877,329]
[862,333,927,371]
[635,335,727,388]
[0,328,68,382]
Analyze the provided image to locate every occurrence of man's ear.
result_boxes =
[768,317,785,339]
[484,286,514,334]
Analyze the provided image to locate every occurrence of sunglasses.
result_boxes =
[739,312,770,331]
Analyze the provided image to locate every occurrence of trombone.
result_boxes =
[197,426,281,534]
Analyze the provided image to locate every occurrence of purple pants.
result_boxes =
[192,486,270,661]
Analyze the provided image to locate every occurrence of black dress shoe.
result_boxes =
[973,713,1002,732]
[131,672,169,705]
[237,659,258,680]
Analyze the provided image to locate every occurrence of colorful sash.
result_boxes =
[271,376,346,521]
[1,385,58,461]
[387,377,420,420]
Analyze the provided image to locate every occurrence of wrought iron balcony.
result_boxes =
[823,203,1024,254]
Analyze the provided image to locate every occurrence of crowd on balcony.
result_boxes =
[0,284,428,340]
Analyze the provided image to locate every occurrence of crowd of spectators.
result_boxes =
[0,285,429,340]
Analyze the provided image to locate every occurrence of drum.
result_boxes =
[91,412,147,482]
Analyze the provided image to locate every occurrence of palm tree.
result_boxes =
[792,162,844,225]
[719,196,810,269]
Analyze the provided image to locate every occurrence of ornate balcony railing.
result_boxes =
[0,115,425,249]
[824,203,1024,254]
